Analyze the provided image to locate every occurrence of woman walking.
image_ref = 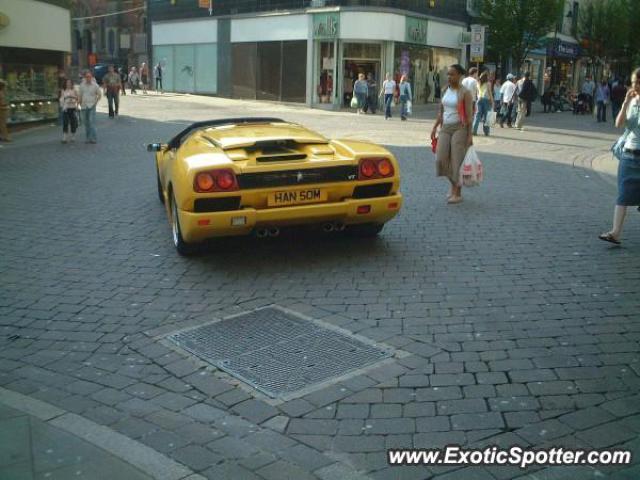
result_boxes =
[128,67,139,94]
[379,73,396,120]
[599,67,640,245]
[399,75,412,121]
[431,64,474,204]
[60,79,79,143]
[140,63,149,94]
[473,72,494,136]
[353,73,368,115]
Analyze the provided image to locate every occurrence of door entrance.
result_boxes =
[342,60,380,107]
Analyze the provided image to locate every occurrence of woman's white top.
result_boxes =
[442,88,461,125]
[383,80,396,94]
[624,96,640,150]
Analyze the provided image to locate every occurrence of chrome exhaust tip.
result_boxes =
[268,227,280,237]
[322,223,335,233]
[334,223,346,232]
[255,228,269,238]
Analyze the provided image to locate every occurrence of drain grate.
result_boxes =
[167,306,392,399]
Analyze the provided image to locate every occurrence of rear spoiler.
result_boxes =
[167,117,287,150]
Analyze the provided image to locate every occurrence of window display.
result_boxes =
[1,64,59,124]
[317,42,334,104]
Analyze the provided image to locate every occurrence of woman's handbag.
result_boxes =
[612,129,630,160]
[406,100,412,115]
[350,96,359,109]
[458,146,483,187]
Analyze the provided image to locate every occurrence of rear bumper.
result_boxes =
[178,194,402,242]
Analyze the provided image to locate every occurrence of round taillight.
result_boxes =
[196,172,215,191]
[216,171,235,190]
[377,159,393,177]
[360,159,376,178]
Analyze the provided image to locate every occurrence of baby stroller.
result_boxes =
[573,93,588,115]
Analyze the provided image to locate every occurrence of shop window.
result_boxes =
[281,40,307,103]
[174,45,195,93]
[3,64,59,124]
[317,42,334,104]
[257,42,281,101]
[232,42,257,99]
[153,45,174,92]
[194,43,217,94]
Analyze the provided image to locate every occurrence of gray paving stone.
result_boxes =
[206,435,261,458]
[430,373,476,387]
[243,429,297,452]
[202,462,262,480]
[403,402,436,418]
[231,398,279,424]
[516,419,574,444]
[416,387,463,402]
[138,428,190,453]
[288,418,338,435]
[364,418,415,434]
[576,422,638,448]
[601,395,640,417]
[451,412,505,431]
[416,415,450,432]
[332,435,385,453]
[437,399,487,415]
[370,403,402,418]
[336,403,369,419]
[170,444,223,471]
[414,431,466,448]
[488,396,540,412]
[504,411,541,429]
[256,459,318,480]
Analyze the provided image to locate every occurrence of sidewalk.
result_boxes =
[0,388,200,480]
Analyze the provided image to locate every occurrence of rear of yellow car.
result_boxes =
[157,121,402,254]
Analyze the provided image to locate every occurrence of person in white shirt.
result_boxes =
[59,79,79,143]
[431,64,474,205]
[499,74,517,127]
[461,67,479,103]
[379,73,397,119]
[78,71,102,143]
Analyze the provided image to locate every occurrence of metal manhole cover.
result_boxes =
[167,306,392,399]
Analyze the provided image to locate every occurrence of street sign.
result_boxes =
[470,24,485,63]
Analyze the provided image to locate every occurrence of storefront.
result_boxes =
[150,9,464,107]
[0,0,71,124]
[546,36,580,91]
[151,19,218,94]
[311,11,463,109]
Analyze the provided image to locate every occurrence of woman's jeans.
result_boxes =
[473,98,491,135]
[83,106,97,142]
[384,94,393,118]
[400,95,409,119]
[62,109,78,134]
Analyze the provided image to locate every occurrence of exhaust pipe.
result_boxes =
[268,227,280,237]
[255,228,269,238]
[322,223,335,233]
[334,223,346,232]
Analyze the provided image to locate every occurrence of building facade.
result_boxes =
[149,0,470,107]
[70,0,147,71]
[0,0,71,124]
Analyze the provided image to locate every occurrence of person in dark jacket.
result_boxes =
[515,72,535,130]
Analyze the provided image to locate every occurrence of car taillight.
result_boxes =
[358,158,394,180]
[194,169,238,192]
[359,159,376,179]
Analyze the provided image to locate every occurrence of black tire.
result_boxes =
[156,166,164,204]
[170,193,197,256]
[347,223,384,237]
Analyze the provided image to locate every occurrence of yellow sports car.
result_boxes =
[148,118,402,254]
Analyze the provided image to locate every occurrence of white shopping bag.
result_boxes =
[406,100,412,114]
[458,146,483,187]
[485,111,497,127]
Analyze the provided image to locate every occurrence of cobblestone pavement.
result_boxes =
[1,94,639,480]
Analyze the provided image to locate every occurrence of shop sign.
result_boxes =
[313,13,339,39]
[470,24,485,63]
[547,39,579,58]
[0,12,9,30]
[405,17,428,45]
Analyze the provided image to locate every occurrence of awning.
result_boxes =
[544,32,579,45]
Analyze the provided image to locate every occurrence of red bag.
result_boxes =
[457,97,468,126]
[431,137,438,153]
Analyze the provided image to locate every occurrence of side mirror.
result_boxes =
[147,143,166,152]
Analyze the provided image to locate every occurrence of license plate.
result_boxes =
[268,188,327,207]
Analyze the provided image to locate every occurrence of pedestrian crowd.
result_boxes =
[51,62,164,145]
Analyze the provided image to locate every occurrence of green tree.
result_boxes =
[480,0,564,71]
[579,0,630,71]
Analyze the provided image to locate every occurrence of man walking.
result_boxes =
[154,63,163,94]
[102,65,121,118]
[582,75,596,113]
[78,71,102,144]
[499,74,517,128]
[595,79,610,123]
[462,67,479,106]
[515,72,535,130]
